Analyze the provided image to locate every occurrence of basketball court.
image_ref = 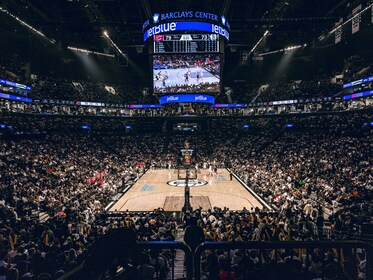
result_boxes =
[154,67,220,90]
[109,169,263,212]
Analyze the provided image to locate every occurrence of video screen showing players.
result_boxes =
[153,54,220,94]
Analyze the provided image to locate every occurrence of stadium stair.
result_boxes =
[162,133,170,159]
[31,209,50,222]
[204,132,213,156]
[39,211,50,222]
[168,228,187,280]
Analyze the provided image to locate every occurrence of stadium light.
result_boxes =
[103,31,126,57]
[250,30,269,54]
[328,3,373,35]
[258,44,304,56]
[284,45,303,51]
[0,8,56,44]
[67,46,115,57]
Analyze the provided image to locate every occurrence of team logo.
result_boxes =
[167,179,208,187]
[221,16,226,25]
[154,35,164,42]
[153,13,160,24]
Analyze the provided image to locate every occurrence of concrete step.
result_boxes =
[39,212,50,222]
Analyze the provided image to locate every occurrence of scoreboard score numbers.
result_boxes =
[153,34,219,54]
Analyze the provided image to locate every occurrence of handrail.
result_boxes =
[194,240,373,280]
[57,241,193,280]
[136,241,194,280]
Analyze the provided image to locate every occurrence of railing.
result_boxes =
[57,241,193,280]
[59,240,372,279]
[194,240,373,280]
[138,241,193,280]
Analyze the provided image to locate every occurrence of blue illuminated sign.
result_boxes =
[0,93,32,103]
[143,11,230,31]
[160,94,215,104]
[81,125,90,129]
[343,76,373,88]
[129,104,162,109]
[342,90,373,100]
[144,21,229,41]
[212,104,245,108]
[0,79,32,90]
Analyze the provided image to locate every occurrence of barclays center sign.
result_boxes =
[143,11,230,32]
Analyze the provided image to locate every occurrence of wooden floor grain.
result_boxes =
[109,169,263,212]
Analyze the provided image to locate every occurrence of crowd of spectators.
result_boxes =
[154,82,220,94]
[0,106,372,279]
[0,57,26,83]
[343,50,373,83]
[227,76,342,104]
[0,131,176,279]
[153,55,220,70]
[31,76,145,104]
[1,52,372,107]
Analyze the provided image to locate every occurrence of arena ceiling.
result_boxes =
[0,0,369,53]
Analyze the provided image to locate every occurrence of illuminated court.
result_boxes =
[154,67,220,88]
[109,169,263,212]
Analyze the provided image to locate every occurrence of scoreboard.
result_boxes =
[153,34,219,54]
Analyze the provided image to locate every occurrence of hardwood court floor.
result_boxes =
[109,169,263,212]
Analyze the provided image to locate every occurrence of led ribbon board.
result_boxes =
[0,79,32,90]
[160,94,215,104]
[343,76,373,88]
[144,22,229,41]
[130,104,162,109]
[0,93,32,103]
[342,90,373,100]
[212,104,245,108]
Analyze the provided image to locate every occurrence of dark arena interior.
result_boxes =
[1,0,373,279]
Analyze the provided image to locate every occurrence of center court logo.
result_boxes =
[167,179,208,187]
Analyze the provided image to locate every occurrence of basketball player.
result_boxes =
[156,71,162,80]
[184,71,189,83]
[214,165,218,176]
[208,165,213,176]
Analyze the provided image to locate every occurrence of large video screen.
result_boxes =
[153,54,220,94]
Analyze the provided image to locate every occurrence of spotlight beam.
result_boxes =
[250,30,269,54]
[67,46,115,57]
[258,44,304,57]
[329,3,373,34]
[103,32,126,57]
[0,8,55,44]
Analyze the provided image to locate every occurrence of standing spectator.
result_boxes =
[184,217,205,253]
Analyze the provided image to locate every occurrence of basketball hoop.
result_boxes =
[180,149,194,156]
